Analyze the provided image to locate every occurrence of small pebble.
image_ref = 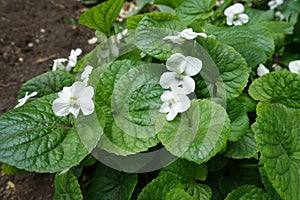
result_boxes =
[28,42,34,47]
[40,28,46,33]
[18,57,24,62]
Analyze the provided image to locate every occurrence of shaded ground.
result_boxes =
[0,0,95,199]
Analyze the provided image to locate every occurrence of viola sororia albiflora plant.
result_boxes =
[1,0,300,199]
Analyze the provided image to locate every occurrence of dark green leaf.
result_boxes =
[54,172,83,200]
[86,164,138,200]
[79,0,124,34]
[18,71,75,99]
[225,185,272,200]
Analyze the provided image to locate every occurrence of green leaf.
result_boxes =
[251,103,300,200]
[0,94,99,172]
[223,130,258,159]
[95,60,162,155]
[249,71,300,109]
[157,99,231,165]
[1,163,27,175]
[195,38,249,100]
[259,168,281,200]
[225,185,272,200]
[137,174,185,200]
[176,0,217,25]
[227,99,249,141]
[79,0,124,34]
[244,8,274,25]
[166,188,194,200]
[86,164,138,200]
[18,71,75,99]
[54,172,83,200]
[205,24,275,68]
[159,159,212,199]
[127,12,179,29]
[218,161,261,197]
[154,0,184,9]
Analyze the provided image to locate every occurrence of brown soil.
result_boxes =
[0,0,96,199]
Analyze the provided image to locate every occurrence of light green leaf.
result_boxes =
[166,188,193,200]
[154,0,184,9]
[249,71,300,109]
[159,159,212,199]
[176,0,217,25]
[79,0,124,34]
[86,164,137,200]
[54,172,83,200]
[205,24,274,68]
[157,99,231,165]
[18,71,75,99]
[225,185,272,200]
[137,174,185,200]
[252,103,300,200]
[95,60,162,155]
[0,94,96,172]
[1,163,27,175]
[127,12,179,29]
[195,38,249,100]
[223,130,258,159]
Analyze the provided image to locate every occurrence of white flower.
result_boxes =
[275,11,285,20]
[288,60,300,74]
[52,58,68,71]
[52,81,94,118]
[257,64,270,76]
[224,3,249,26]
[88,37,98,45]
[159,89,191,121]
[14,91,38,108]
[160,53,202,94]
[66,48,82,71]
[81,65,93,85]
[163,28,207,44]
[268,0,284,10]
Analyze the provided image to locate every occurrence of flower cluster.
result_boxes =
[163,28,207,44]
[159,53,202,121]
[52,48,82,71]
[257,60,300,77]
[268,0,284,10]
[224,3,249,26]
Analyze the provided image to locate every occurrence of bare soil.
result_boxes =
[0,0,96,199]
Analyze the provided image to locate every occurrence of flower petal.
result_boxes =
[174,94,191,113]
[166,53,187,74]
[80,98,94,116]
[159,102,171,113]
[185,56,202,76]
[52,98,70,116]
[257,64,270,76]
[161,90,174,102]
[179,28,198,40]
[239,14,249,24]
[159,72,178,89]
[69,105,80,118]
[166,106,179,121]
[163,35,184,44]
[71,82,86,97]
[289,60,300,74]
[224,3,244,16]
[179,76,195,94]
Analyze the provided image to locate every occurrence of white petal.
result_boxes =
[178,76,195,94]
[166,106,179,121]
[159,102,171,113]
[71,82,86,97]
[233,19,243,26]
[81,65,93,84]
[79,98,94,116]
[163,35,184,44]
[161,90,174,102]
[27,91,38,98]
[179,28,198,40]
[78,86,94,99]
[166,53,187,74]
[226,16,234,26]
[185,56,202,76]
[52,98,70,116]
[69,105,80,118]
[14,92,38,108]
[159,72,178,89]
[174,94,191,113]
[257,64,270,76]
[58,87,72,98]
[196,33,207,38]
[74,48,82,56]
[239,14,249,24]
[289,60,300,74]
[224,3,244,16]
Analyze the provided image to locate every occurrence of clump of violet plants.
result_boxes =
[0,0,300,199]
